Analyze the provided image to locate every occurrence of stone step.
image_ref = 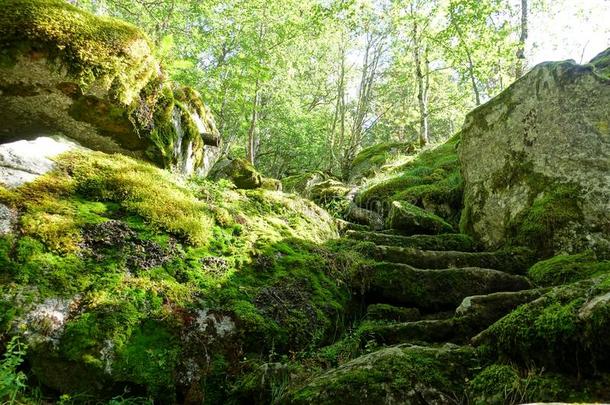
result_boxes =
[355,262,532,311]
[360,318,460,345]
[455,289,547,329]
[336,219,370,234]
[371,245,533,274]
[345,230,477,252]
[365,303,421,322]
[360,290,545,346]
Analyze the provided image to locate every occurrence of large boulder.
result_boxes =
[0,0,221,175]
[349,141,416,182]
[459,49,610,256]
[209,157,263,189]
[285,344,478,404]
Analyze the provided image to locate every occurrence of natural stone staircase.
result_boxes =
[344,223,540,348]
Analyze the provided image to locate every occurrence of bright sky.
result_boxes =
[527,0,610,66]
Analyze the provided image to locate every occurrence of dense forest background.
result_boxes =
[70,0,608,179]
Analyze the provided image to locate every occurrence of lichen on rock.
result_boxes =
[0,0,221,175]
[459,50,610,255]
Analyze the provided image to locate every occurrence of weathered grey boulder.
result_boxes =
[0,0,221,176]
[459,49,610,255]
[0,135,82,187]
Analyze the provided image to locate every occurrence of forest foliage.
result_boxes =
[68,0,544,179]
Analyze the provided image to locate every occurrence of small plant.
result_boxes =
[0,336,28,404]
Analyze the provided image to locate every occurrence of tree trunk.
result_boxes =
[247,81,260,165]
[515,0,528,78]
[413,21,429,146]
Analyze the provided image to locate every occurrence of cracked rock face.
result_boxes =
[459,49,610,254]
[0,135,82,187]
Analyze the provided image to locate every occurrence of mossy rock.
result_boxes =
[349,142,417,182]
[210,157,263,189]
[386,200,454,235]
[475,274,610,374]
[590,47,610,79]
[466,364,603,405]
[0,149,357,401]
[459,49,610,254]
[365,303,420,322]
[345,230,477,251]
[0,0,221,175]
[527,251,610,287]
[284,344,479,404]
[308,180,350,204]
[355,135,462,226]
[356,263,531,311]
[260,177,282,191]
[281,171,328,195]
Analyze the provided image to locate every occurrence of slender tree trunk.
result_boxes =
[413,20,429,146]
[329,44,346,173]
[247,80,260,165]
[247,23,265,165]
[515,0,528,78]
[466,52,481,106]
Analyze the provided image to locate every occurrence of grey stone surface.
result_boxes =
[0,135,82,187]
[459,49,610,253]
[0,203,15,234]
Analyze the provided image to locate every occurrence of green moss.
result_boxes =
[57,151,215,245]
[510,185,583,256]
[480,275,610,373]
[365,304,419,322]
[356,135,462,225]
[260,177,282,191]
[287,345,478,404]
[212,158,263,189]
[112,321,180,399]
[528,252,610,286]
[281,171,327,195]
[386,200,454,234]
[350,142,417,180]
[0,0,155,103]
[467,364,589,405]
[0,148,360,400]
[590,47,610,79]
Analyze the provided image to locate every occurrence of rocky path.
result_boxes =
[343,223,541,348]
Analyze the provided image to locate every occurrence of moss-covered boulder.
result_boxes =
[0,0,221,175]
[356,263,531,311]
[386,200,454,235]
[349,142,417,182]
[260,177,282,191]
[308,180,350,204]
[527,251,610,287]
[365,303,420,322]
[210,157,263,189]
[285,344,479,404]
[281,171,328,195]
[0,148,361,401]
[475,274,610,374]
[355,135,463,226]
[466,363,606,404]
[459,48,610,255]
